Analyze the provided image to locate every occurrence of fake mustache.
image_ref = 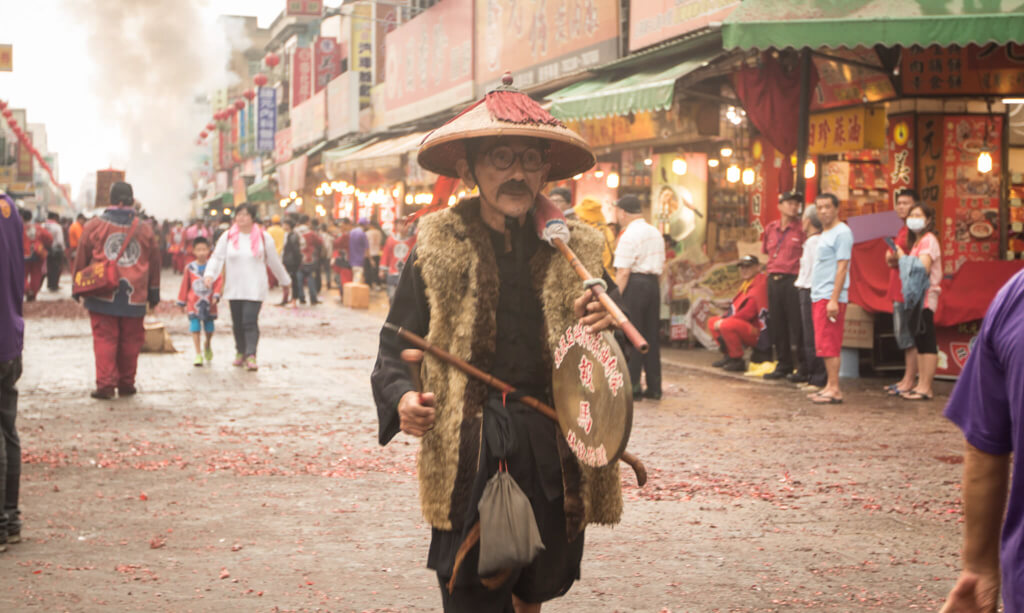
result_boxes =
[498,180,531,196]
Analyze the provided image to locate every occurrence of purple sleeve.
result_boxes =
[944,296,1012,455]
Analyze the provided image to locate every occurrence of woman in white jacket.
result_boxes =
[204,203,291,371]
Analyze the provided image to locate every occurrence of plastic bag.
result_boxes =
[477,469,545,577]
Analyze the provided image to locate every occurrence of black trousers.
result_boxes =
[0,357,22,538]
[766,274,802,371]
[798,289,827,386]
[228,300,262,357]
[621,273,661,393]
[46,251,63,290]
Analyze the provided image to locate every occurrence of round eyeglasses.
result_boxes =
[486,146,547,172]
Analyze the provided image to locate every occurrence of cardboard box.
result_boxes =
[343,282,369,309]
[842,303,874,349]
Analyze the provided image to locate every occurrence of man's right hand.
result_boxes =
[939,570,1000,613]
[398,390,436,437]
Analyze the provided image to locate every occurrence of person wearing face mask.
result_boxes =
[371,75,621,613]
[895,203,941,401]
[883,188,919,397]
[203,203,291,371]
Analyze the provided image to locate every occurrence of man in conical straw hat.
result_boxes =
[371,74,624,612]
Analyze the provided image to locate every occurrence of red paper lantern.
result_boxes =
[206,122,215,131]
[1,109,11,118]
[253,73,268,87]
[264,52,280,68]
[234,99,245,110]
[243,89,256,101]
[0,100,6,110]
[200,131,208,139]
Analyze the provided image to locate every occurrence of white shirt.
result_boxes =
[613,219,665,275]
[204,228,291,302]
[44,221,65,250]
[366,227,383,256]
[794,234,820,289]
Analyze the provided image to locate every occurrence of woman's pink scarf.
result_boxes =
[228,223,264,256]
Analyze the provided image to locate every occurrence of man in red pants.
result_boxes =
[74,182,161,399]
[20,209,52,302]
[708,255,768,372]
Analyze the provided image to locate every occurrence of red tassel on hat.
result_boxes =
[483,72,562,126]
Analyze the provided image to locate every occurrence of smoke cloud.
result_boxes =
[59,0,244,220]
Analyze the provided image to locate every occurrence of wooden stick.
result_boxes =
[385,323,647,487]
[550,237,649,354]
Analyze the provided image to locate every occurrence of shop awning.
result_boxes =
[723,0,1024,51]
[246,178,274,202]
[324,140,376,179]
[205,192,232,207]
[327,131,429,174]
[547,52,717,121]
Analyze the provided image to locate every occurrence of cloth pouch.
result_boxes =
[477,468,545,577]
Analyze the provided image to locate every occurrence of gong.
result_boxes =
[551,324,633,468]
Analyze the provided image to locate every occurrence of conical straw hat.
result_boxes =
[418,74,595,181]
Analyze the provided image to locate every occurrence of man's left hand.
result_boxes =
[574,288,615,333]
[826,298,840,321]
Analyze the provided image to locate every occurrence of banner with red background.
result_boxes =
[292,47,313,108]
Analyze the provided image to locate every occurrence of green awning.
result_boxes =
[246,178,274,202]
[547,52,717,121]
[205,191,232,207]
[723,0,1024,51]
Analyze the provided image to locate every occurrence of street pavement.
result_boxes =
[1,271,967,612]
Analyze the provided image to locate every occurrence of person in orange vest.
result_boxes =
[708,255,769,372]
[20,209,52,302]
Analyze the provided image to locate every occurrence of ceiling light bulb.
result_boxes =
[726,165,741,183]
[594,170,604,178]
[671,158,687,175]
[804,159,816,179]
[606,172,620,188]
[289,191,297,199]
[720,147,733,158]
[643,158,653,166]
[977,149,993,174]
[741,168,755,185]
[708,159,720,168]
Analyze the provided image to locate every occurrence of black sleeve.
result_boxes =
[370,248,431,446]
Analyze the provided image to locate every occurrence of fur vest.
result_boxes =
[414,197,623,536]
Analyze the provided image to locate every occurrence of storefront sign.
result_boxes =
[475,0,619,94]
[902,43,1024,96]
[935,321,981,379]
[653,152,708,258]
[257,87,277,152]
[277,155,308,197]
[326,71,359,140]
[286,0,322,17]
[940,115,1002,274]
[629,0,739,52]
[314,37,341,93]
[375,1,399,85]
[916,114,943,210]
[15,136,32,182]
[746,138,783,238]
[274,126,292,164]
[384,0,474,124]
[0,45,11,72]
[292,47,313,108]
[885,113,915,207]
[565,105,701,149]
[811,49,896,110]
[291,89,325,149]
[807,106,885,155]
[351,2,374,108]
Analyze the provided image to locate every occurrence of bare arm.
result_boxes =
[615,267,630,295]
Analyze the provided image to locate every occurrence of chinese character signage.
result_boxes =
[886,114,914,199]
[257,87,277,152]
[327,71,359,140]
[292,47,313,108]
[902,44,1024,96]
[0,45,11,72]
[629,0,738,52]
[939,115,1003,274]
[811,49,896,110]
[351,2,374,109]
[291,89,325,149]
[807,106,885,155]
[274,127,292,164]
[314,37,341,93]
[286,0,322,17]
[476,0,619,94]
[385,0,474,125]
[16,134,33,182]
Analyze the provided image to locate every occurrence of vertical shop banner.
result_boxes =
[653,153,708,257]
[351,2,374,109]
[887,113,915,208]
[292,47,313,108]
[274,127,293,165]
[257,87,277,152]
[326,71,359,139]
[286,0,323,17]
[375,1,400,85]
[314,37,341,93]
[747,138,782,237]
[476,0,619,94]
[291,89,326,149]
[629,0,739,52]
[15,135,33,182]
[0,44,11,71]
[940,115,1003,274]
[915,114,944,212]
[384,0,474,125]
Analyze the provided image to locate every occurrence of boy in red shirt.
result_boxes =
[708,255,768,372]
[176,237,222,366]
